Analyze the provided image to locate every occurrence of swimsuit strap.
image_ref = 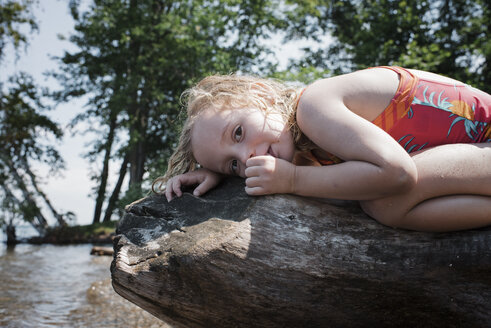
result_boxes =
[371,66,420,131]
[293,149,342,166]
[295,87,307,109]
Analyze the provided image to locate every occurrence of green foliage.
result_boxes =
[0,73,63,169]
[0,72,65,234]
[40,220,117,243]
[289,0,490,92]
[272,65,332,85]
[0,0,38,61]
[0,189,21,228]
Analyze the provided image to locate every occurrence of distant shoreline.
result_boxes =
[5,221,117,245]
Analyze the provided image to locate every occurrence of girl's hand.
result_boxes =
[244,156,296,195]
[165,168,223,202]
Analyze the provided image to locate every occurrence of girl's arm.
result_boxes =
[296,70,417,200]
[246,69,418,200]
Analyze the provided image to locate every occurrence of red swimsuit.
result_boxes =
[297,66,491,166]
[373,66,491,151]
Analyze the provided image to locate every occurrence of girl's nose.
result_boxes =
[240,146,255,164]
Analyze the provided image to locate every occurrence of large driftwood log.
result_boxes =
[111,178,491,328]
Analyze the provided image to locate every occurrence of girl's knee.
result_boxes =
[360,199,407,229]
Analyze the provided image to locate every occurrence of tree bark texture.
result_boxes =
[111,178,491,328]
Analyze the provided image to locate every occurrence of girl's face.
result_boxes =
[191,106,295,178]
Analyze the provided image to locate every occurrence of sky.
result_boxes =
[3,0,327,226]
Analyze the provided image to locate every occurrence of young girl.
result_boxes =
[152,66,491,232]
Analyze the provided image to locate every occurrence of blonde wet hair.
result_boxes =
[152,74,314,194]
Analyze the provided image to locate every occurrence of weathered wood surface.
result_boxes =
[111,177,491,328]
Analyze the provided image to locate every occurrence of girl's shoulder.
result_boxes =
[298,67,400,121]
[303,67,399,97]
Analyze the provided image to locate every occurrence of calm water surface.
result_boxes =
[0,243,169,328]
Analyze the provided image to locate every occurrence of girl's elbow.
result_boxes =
[388,161,418,193]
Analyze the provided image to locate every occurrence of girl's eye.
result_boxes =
[230,159,238,175]
[233,126,242,142]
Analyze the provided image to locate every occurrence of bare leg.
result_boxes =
[361,143,491,232]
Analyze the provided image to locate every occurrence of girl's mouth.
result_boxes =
[268,146,276,158]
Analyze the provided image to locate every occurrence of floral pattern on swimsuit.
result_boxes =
[375,66,491,153]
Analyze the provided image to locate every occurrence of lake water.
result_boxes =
[0,242,171,328]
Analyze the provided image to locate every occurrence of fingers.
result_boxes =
[165,174,196,202]
[244,166,260,178]
[245,185,265,196]
[245,156,296,195]
[165,177,182,202]
[164,169,223,201]
[245,174,269,195]
[245,176,271,196]
[193,176,217,196]
[246,155,271,168]
[245,156,274,178]
[245,176,260,188]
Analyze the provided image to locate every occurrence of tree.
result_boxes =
[1,0,68,240]
[0,73,67,235]
[0,0,38,60]
[286,0,490,92]
[57,0,285,223]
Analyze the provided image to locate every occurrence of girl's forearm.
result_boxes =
[293,161,417,200]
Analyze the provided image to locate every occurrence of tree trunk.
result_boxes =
[1,183,42,238]
[93,115,117,224]
[127,131,146,187]
[111,178,491,328]
[5,224,17,245]
[126,0,147,188]
[102,154,129,222]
